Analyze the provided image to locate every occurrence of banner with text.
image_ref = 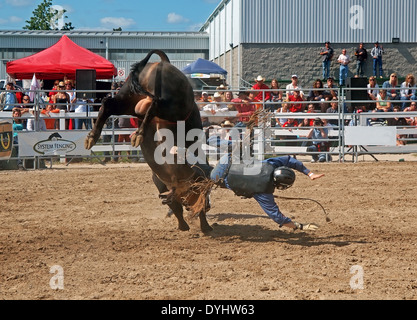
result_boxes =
[18,131,91,157]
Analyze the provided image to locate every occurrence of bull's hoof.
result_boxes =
[178,222,190,231]
[84,136,96,150]
[130,133,143,148]
[201,224,213,234]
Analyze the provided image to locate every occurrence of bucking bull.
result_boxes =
[85,50,213,233]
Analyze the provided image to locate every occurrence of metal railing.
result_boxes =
[1,86,417,169]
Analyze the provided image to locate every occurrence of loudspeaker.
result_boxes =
[346,77,368,110]
[76,69,96,100]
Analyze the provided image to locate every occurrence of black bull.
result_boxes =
[85,50,213,233]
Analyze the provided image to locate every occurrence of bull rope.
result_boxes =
[273,194,331,222]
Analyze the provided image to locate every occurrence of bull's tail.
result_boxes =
[130,50,169,96]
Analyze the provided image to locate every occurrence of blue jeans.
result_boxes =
[322,60,331,79]
[373,57,383,77]
[356,60,366,76]
[339,65,348,85]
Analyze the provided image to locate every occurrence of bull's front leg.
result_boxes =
[85,99,113,150]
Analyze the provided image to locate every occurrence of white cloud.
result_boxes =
[167,12,189,24]
[100,17,136,28]
[9,16,22,23]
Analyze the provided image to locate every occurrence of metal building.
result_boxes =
[201,0,417,87]
[0,30,209,82]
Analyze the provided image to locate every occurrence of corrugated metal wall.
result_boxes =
[241,0,417,44]
[203,0,417,57]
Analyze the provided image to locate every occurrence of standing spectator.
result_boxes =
[337,49,351,86]
[367,76,380,101]
[286,75,305,100]
[197,91,212,110]
[71,95,93,130]
[382,73,400,104]
[11,108,25,169]
[320,41,334,80]
[371,41,384,78]
[354,42,368,77]
[252,75,271,102]
[41,104,60,130]
[0,82,18,111]
[400,73,416,110]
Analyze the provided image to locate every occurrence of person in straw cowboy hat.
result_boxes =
[252,75,271,102]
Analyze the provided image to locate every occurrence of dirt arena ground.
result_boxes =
[1,154,417,300]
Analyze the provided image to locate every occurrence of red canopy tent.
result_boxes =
[6,35,117,80]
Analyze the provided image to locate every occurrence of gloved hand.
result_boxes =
[293,222,319,231]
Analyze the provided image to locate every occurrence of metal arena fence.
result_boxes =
[1,87,417,170]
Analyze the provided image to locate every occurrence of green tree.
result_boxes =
[23,0,75,31]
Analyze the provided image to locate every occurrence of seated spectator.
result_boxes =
[27,109,47,131]
[12,108,25,169]
[376,89,392,112]
[326,97,339,125]
[308,79,325,111]
[288,90,305,113]
[367,109,386,126]
[404,101,417,125]
[267,78,283,112]
[306,117,330,162]
[306,103,317,126]
[282,117,298,128]
[197,91,212,110]
[400,73,416,110]
[231,91,256,127]
[367,76,380,101]
[286,75,305,100]
[276,103,289,127]
[387,105,408,145]
[201,116,212,128]
[203,92,229,124]
[382,73,400,103]
[323,77,338,101]
[252,75,271,102]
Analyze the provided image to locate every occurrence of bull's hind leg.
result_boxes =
[198,211,213,233]
[152,174,190,231]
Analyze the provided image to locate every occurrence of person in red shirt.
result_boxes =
[251,75,271,102]
[288,90,305,113]
[231,91,256,127]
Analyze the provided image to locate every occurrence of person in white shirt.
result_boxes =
[285,74,305,100]
[203,92,229,124]
[337,49,351,86]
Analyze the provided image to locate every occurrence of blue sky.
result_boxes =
[0,0,220,31]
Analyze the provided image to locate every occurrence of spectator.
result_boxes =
[354,42,368,77]
[288,89,305,113]
[367,76,380,101]
[337,49,351,86]
[48,80,60,100]
[197,91,212,110]
[387,105,408,145]
[267,78,282,112]
[117,116,134,161]
[71,95,93,130]
[252,75,271,102]
[282,117,298,128]
[0,82,18,111]
[382,73,400,104]
[11,108,25,170]
[320,41,334,80]
[65,80,77,106]
[308,78,324,99]
[368,109,386,126]
[203,92,229,125]
[376,89,392,112]
[276,102,289,127]
[306,103,317,126]
[404,101,416,125]
[286,74,305,100]
[306,117,330,163]
[326,97,339,125]
[322,77,338,112]
[400,73,416,110]
[231,91,256,127]
[53,81,70,111]
[371,41,384,78]
[41,104,60,130]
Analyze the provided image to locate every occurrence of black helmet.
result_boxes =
[273,167,296,190]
